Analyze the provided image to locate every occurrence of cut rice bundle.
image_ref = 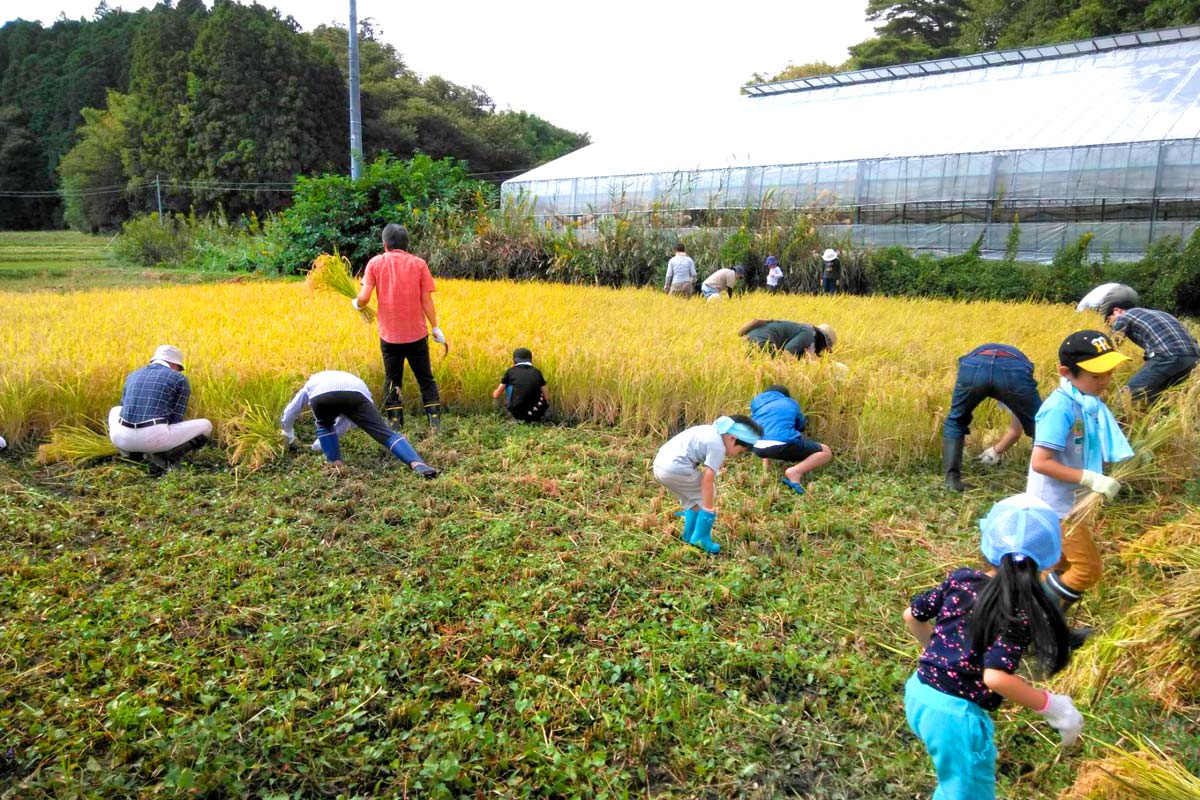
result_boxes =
[306,252,375,323]
[36,424,119,465]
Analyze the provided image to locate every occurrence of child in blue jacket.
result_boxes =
[749,385,832,496]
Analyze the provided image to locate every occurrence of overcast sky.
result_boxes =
[18,1,876,142]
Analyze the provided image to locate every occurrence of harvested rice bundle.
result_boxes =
[1123,513,1200,570]
[225,402,287,470]
[1060,737,1200,800]
[1064,396,1195,528]
[1058,570,1200,709]
[306,252,375,323]
[36,424,118,465]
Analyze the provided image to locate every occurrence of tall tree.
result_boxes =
[177,0,346,215]
[57,91,134,232]
[0,105,56,228]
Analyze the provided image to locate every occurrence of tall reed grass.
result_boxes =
[0,280,1186,470]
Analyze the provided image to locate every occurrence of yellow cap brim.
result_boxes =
[1076,351,1131,372]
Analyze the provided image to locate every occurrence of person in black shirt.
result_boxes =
[492,347,550,422]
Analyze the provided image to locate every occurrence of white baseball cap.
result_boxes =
[152,344,185,370]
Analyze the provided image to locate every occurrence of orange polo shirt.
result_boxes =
[362,249,436,344]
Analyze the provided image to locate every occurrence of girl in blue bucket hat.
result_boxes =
[901,493,1082,800]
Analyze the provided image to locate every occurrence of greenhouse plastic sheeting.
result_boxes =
[503,30,1200,258]
[845,221,1200,261]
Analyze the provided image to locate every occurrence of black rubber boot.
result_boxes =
[942,437,967,492]
[424,403,442,432]
[385,404,404,429]
[157,434,209,465]
[1043,573,1093,649]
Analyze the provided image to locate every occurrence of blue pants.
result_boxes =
[1126,354,1197,404]
[943,351,1040,440]
[904,673,997,800]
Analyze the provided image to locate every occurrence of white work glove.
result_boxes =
[0,435,6,450]
[1039,693,1083,746]
[1079,469,1121,500]
[351,298,361,310]
[282,429,296,446]
[310,439,323,452]
[978,446,1001,465]
[430,327,446,344]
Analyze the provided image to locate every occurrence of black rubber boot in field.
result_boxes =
[385,404,404,429]
[942,437,967,492]
[1043,573,1093,650]
[424,403,442,432]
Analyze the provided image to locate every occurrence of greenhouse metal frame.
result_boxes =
[503,27,1200,260]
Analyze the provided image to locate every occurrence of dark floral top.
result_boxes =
[910,568,1030,711]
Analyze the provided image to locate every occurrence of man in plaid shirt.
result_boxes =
[1105,301,1200,403]
[107,345,212,471]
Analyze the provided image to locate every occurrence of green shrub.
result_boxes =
[112,213,193,267]
[113,209,273,271]
[265,154,495,274]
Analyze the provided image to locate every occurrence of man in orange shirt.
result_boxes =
[355,224,446,430]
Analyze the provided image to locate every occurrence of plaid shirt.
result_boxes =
[1112,308,1200,360]
[120,363,190,424]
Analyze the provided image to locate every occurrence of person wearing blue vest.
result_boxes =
[943,343,1042,492]
[749,385,832,496]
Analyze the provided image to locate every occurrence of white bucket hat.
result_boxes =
[152,344,185,370]
[822,248,839,262]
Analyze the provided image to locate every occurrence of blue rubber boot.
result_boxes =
[680,508,699,542]
[388,434,438,478]
[688,509,720,554]
[315,425,342,462]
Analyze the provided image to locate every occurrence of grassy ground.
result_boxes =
[0,232,250,292]
[1,416,1196,798]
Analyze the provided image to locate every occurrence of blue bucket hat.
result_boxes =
[979,493,1062,571]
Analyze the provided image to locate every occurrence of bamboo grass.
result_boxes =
[306,252,375,324]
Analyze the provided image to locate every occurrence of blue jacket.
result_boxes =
[750,390,806,442]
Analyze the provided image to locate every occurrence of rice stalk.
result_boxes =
[1057,570,1200,708]
[306,252,375,323]
[1098,736,1200,800]
[36,424,118,465]
[224,401,287,470]
[1064,400,1193,528]
[1123,513,1200,569]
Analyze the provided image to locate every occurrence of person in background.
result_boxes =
[652,415,762,554]
[281,369,437,477]
[749,385,832,496]
[107,344,212,473]
[765,256,783,293]
[492,347,550,422]
[942,343,1041,492]
[904,493,1081,800]
[355,223,445,431]
[740,319,836,359]
[663,242,697,297]
[1093,285,1199,404]
[700,265,744,301]
[1028,330,1133,615]
[821,248,841,294]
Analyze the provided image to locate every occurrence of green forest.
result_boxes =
[0,0,587,231]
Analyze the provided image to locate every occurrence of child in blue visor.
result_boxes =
[652,414,762,553]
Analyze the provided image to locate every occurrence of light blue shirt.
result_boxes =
[1026,390,1086,516]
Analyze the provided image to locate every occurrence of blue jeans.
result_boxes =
[1126,354,1197,404]
[905,673,997,800]
[822,275,838,293]
[943,352,1040,439]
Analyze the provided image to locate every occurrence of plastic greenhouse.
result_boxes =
[502,27,1200,260]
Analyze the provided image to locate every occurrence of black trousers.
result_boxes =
[381,337,440,413]
[310,391,396,448]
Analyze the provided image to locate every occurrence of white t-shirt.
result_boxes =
[767,265,783,287]
[653,425,726,476]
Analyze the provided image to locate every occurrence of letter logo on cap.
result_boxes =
[1091,336,1111,353]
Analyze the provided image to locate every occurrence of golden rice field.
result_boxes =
[0,280,1142,467]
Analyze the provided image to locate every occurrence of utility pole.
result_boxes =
[155,175,163,220]
[348,0,364,180]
